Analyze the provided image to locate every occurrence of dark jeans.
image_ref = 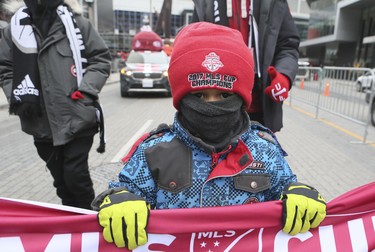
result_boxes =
[34,136,95,209]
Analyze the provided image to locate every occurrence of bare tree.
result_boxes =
[155,0,172,38]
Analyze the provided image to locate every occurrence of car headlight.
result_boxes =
[162,71,168,77]
[121,69,133,76]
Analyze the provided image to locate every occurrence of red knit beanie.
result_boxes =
[168,22,254,110]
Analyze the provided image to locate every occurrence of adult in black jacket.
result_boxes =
[0,0,111,209]
[192,0,300,132]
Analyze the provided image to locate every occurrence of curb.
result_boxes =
[0,103,7,110]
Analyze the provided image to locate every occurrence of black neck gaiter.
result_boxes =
[24,0,63,37]
[179,94,248,152]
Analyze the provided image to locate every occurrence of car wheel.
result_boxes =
[356,82,363,92]
[120,81,129,97]
[371,99,375,127]
[121,89,129,97]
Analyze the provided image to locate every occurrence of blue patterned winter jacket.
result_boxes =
[109,114,297,209]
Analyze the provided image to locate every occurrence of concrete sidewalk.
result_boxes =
[0,73,120,110]
[0,90,7,110]
[277,100,375,201]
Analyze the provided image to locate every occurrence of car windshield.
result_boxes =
[127,51,169,64]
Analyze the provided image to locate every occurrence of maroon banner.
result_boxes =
[1,182,375,251]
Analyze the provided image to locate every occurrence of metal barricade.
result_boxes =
[290,66,374,143]
[292,67,323,117]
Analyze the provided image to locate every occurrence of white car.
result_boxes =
[120,50,170,97]
[356,69,375,92]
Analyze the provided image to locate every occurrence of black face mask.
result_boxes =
[179,94,248,152]
[24,0,63,8]
[24,0,63,16]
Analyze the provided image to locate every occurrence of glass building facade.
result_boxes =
[88,0,310,69]
[307,1,336,39]
[100,9,192,56]
[301,0,375,67]
[357,5,375,67]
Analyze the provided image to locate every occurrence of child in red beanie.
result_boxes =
[92,22,326,250]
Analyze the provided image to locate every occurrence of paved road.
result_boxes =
[0,74,374,206]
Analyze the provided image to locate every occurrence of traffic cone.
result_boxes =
[323,83,330,96]
[299,79,305,89]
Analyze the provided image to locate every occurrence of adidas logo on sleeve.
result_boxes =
[13,74,40,97]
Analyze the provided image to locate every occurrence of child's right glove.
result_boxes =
[281,182,326,235]
[97,190,150,250]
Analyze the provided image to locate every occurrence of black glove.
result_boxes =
[281,182,326,235]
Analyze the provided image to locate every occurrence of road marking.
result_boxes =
[286,103,375,148]
[290,105,315,118]
[111,119,154,163]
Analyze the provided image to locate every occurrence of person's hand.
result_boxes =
[98,190,150,250]
[264,66,290,102]
[281,182,326,235]
[71,90,84,100]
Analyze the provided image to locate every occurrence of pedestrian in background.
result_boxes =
[192,0,300,132]
[0,1,11,41]
[0,0,111,209]
[91,22,326,250]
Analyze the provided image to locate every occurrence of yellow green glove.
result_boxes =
[98,190,150,250]
[281,182,326,235]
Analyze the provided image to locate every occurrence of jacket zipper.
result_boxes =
[211,145,232,169]
[211,152,219,169]
[200,145,243,207]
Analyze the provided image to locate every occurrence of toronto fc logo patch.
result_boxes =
[202,52,223,72]
[70,64,77,77]
[187,52,237,90]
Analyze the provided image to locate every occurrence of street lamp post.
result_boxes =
[150,0,153,29]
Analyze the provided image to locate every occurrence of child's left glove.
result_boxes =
[97,190,150,250]
[281,182,326,235]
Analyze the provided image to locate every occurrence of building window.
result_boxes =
[307,0,336,39]
[114,10,183,37]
